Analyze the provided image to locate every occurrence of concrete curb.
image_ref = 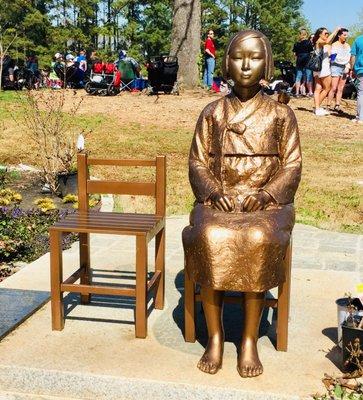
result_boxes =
[0,365,302,400]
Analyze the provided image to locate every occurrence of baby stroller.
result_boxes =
[84,62,121,96]
[54,63,85,88]
[147,55,179,95]
[342,76,358,100]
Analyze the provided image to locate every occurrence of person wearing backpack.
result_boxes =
[293,29,314,97]
[351,34,363,124]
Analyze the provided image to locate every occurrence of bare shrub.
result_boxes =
[16,90,84,193]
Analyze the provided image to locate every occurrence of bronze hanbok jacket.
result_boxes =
[182,90,302,292]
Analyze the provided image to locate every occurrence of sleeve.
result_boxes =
[189,110,222,202]
[205,38,212,52]
[262,107,302,204]
[292,43,297,53]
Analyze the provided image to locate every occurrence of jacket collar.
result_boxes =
[223,90,264,134]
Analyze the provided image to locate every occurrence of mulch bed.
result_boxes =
[0,168,77,281]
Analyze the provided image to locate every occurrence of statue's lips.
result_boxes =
[240,73,252,78]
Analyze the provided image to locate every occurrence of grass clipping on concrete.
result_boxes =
[0,89,362,233]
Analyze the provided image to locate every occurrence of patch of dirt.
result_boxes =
[63,88,361,136]
[65,88,221,131]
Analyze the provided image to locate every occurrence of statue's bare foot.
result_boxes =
[237,337,263,378]
[197,335,223,374]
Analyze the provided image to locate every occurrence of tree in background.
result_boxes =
[170,0,201,88]
[199,0,308,77]
[0,0,308,84]
[139,0,172,58]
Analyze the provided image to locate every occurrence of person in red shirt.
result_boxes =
[203,30,216,89]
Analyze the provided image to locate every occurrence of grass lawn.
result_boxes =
[0,89,362,233]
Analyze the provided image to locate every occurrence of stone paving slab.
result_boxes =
[0,216,361,399]
[0,267,357,399]
[0,289,49,340]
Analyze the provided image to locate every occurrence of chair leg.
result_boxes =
[154,228,165,310]
[79,233,91,305]
[277,243,292,351]
[135,235,148,338]
[184,266,196,343]
[50,230,64,331]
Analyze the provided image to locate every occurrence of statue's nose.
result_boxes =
[242,57,250,70]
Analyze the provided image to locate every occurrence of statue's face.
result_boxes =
[227,37,266,88]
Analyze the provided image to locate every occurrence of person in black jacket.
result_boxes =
[293,29,314,97]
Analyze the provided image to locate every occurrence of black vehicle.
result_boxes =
[147,55,179,95]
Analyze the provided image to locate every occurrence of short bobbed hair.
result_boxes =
[222,30,274,82]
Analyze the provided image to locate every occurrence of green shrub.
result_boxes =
[0,206,75,263]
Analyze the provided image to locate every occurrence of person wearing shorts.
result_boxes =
[312,26,340,116]
[327,29,351,111]
[293,29,314,96]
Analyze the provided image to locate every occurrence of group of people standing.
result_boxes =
[203,27,362,124]
[294,27,363,123]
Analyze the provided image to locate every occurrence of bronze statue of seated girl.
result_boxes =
[182,30,302,378]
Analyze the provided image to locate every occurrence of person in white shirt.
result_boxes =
[327,28,351,111]
[312,26,340,116]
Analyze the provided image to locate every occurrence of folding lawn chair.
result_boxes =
[117,59,137,91]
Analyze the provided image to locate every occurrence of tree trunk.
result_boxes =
[170,0,201,89]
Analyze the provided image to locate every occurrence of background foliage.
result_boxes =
[0,0,310,69]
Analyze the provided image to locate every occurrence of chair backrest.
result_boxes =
[117,60,136,80]
[77,152,166,216]
[104,63,115,74]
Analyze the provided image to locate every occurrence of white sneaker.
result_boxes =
[315,108,329,116]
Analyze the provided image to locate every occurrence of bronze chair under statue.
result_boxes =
[182,30,302,378]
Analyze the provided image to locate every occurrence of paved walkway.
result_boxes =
[0,216,362,399]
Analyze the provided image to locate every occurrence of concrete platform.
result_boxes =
[0,216,361,399]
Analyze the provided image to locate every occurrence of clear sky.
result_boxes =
[302,0,362,31]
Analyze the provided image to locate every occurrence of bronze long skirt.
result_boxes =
[182,203,295,292]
